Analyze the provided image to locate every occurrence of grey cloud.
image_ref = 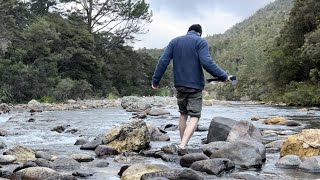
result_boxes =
[147,0,273,19]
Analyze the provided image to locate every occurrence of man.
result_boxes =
[151,24,229,152]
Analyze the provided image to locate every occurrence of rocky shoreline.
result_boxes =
[0,97,319,179]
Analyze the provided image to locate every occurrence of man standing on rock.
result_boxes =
[152,24,230,152]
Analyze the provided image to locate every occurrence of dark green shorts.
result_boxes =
[176,91,203,118]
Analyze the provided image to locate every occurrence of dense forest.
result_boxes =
[0,0,166,103]
[0,0,319,106]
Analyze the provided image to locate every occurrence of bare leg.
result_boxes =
[179,113,188,140]
[179,116,199,149]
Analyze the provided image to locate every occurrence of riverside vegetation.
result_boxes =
[0,0,319,106]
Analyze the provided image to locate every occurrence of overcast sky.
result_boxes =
[133,0,275,49]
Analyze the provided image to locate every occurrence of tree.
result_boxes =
[61,0,152,49]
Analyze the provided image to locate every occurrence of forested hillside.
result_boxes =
[206,0,320,106]
[205,0,294,102]
[0,0,163,103]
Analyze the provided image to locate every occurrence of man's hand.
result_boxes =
[151,84,158,90]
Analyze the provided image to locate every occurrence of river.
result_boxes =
[0,101,319,179]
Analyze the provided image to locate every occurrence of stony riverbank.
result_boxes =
[0,97,319,179]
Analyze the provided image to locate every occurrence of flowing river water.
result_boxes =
[0,101,319,179]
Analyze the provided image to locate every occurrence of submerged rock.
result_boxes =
[264,117,288,124]
[148,125,170,141]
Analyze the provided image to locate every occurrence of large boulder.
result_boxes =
[121,96,151,112]
[4,146,36,162]
[140,168,204,180]
[121,163,169,180]
[102,119,150,152]
[226,120,262,143]
[27,99,41,107]
[280,129,320,157]
[11,167,59,180]
[207,117,238,142]
[210,140,263,168]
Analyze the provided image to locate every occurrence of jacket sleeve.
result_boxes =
[198,39,228,80]
[152,40,174,85]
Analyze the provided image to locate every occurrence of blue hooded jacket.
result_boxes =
[152,31,228,90]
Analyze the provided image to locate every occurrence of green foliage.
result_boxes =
[40,96,54,103]
[0,84,13,103]
[279,82,320,106]
[54,78,93,101]
[155,87,171,97]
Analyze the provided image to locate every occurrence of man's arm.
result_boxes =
[152,41,174,87]
[198,39,228,81]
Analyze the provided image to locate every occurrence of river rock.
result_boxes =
[121,163,169,180]
[0,140,6,149]
[276,155,302,168]
[148,125,170,141]
[27,99,41,107]
[264,117,288,124]
[201,141,231,157]
[266,140,284,153]
[121,96,151,112]
[91,160,109,167]
[4,146,36,162]
[226,120,262,143]
[160,124,179,131]
[11,167,59,180]
[280,129,320,157]
[279,120,302,126]
[140,168,204,180]
[102,119,150,152]
[299,156,320,173]
[0,103,10,113]
[95,145,119,156]
[51,157,81,170]
[14,160,38,172]
[0,129,8,136]
[207,117,238,142]
[180,153,209,167]
[71,154,94,162]
[0,155,16,165]
[190,158,235,175]
[74,138,89,145]
[44,175,78,180]
[232,172,264,180]
[80,138,102,150]
[35,151,52,161]
[148,107,170,116]
[34,158,52,168]
[210,140,263,168]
